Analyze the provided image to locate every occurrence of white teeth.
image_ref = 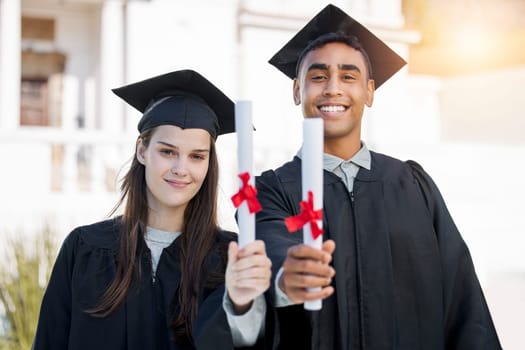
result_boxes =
[320,105,345,113]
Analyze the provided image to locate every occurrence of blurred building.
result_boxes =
[0,0,523,348]
[0,0,416,237]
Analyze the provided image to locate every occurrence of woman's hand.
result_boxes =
[226,240,272,314]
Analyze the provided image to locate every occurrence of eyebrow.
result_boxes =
[307,63,329,72]
[306,63,361,73]
[340,64,361,73]
[156,141,210,153]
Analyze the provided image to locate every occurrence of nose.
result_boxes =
[323,77,343,96]
[170,159,188,176]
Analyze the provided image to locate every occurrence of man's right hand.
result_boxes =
[278,239,336,304]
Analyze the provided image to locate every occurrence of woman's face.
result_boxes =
[137,125,211,219]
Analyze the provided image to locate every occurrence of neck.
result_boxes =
[147,207,184,233]
[324,136,361,160]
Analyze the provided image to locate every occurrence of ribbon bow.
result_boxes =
[284,191,324,239]
[231,172,262,214]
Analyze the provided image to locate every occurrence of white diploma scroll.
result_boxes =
[302,117,324,310]
[235,100,255,249]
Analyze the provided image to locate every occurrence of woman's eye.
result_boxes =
[191,154,206,160]
[160,149,174,156]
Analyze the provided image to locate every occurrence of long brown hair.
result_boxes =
[88,126,222,343]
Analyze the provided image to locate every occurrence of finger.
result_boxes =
[282,257,335,277]
[232,267,272,281]
[287,244,331,262]
[231,278,271,291]
[283,272,332,289]
[232,255,272,272]
[236,240,266,258]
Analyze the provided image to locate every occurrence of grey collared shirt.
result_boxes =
[274,143,372,306]
[321,143,371,192]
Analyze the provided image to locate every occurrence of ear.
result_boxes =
[136,139,146,165]
[366,79,375,107]
[293,79,301,105]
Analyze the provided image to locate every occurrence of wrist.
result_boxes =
[228,292,253,315]
[278,273,287,296]
[232,299,253,315]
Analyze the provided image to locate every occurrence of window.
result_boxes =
[20,78,49,126]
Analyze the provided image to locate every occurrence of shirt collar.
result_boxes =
[296,142,371,172]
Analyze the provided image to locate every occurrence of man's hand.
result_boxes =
[279,239,336,303]
[226,240,272,314]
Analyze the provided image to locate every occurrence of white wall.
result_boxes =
[1,3,109,239]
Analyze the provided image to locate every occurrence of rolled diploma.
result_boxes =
[235,100,255,249]
[302,117,324,310]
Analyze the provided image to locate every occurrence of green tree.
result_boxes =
[0,228,57,350]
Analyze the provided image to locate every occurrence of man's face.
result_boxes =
[293,42,374,144]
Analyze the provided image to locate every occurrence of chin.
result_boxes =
[325,130,355,141]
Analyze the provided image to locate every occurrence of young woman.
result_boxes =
[33,69,271,349]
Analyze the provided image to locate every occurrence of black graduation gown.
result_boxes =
[33,218,238,350]
[255,152,501,350]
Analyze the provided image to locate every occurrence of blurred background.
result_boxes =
[0,0,523,348]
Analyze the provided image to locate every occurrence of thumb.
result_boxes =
[323,239,336,254]
[321,239,336,264]
[227,241,239,268]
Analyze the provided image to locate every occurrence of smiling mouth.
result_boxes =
[318,105,347,113]
[165,179,190,188]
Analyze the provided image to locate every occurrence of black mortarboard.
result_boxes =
[269,4,407,89]
[112,69,234,139]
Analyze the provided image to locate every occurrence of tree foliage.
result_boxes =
[0,228,57,350]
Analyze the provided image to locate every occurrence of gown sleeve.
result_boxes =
[192,285,235,349]
[223,292,266,346]
[32,228,79,350]
[408,161,502,349]
[193,230,267,350]
[254,167,303,305]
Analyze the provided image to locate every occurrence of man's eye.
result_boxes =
[311,75,326,81]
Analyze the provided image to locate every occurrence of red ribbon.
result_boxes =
[284,191,324,239]
[231,172,262,214]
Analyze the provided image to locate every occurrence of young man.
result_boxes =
[255,4,501,349]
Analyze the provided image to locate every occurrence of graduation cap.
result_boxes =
[112,69,234,139]
[269,4,407,89]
